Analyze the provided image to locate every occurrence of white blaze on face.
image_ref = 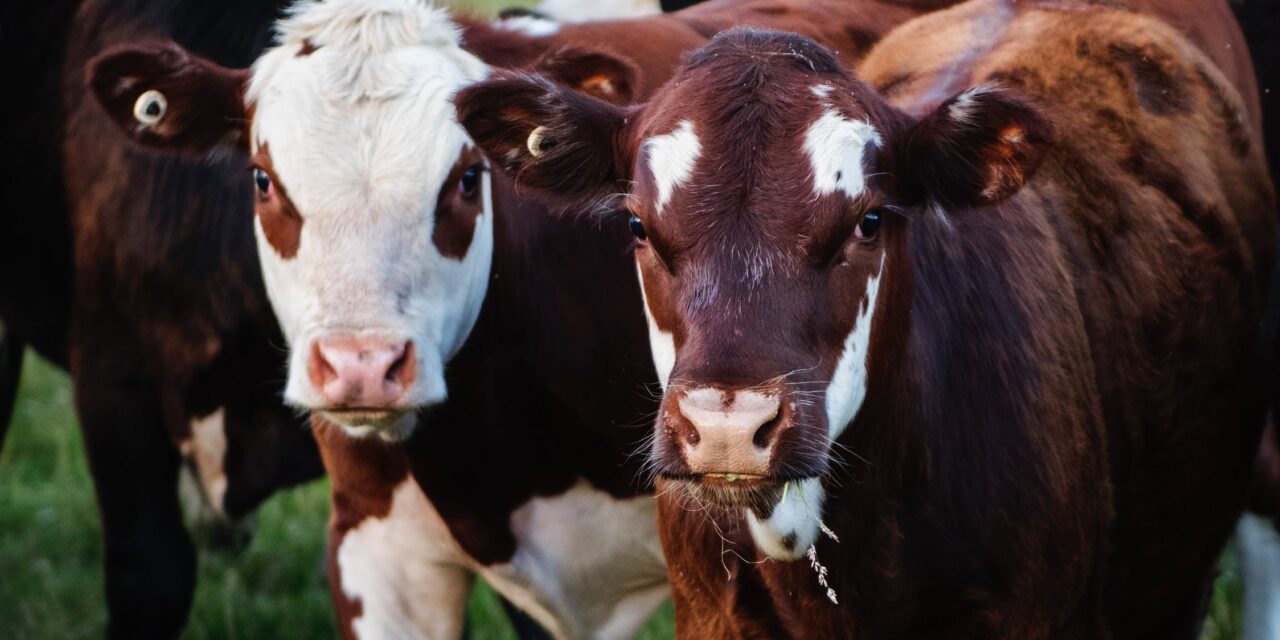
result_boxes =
[636,264,675,389]
[644,120,701,215]
[826,256,885,440]
[804,93,883,199]
[246,0,494,427]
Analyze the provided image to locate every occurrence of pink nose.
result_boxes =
[307,337,415,408]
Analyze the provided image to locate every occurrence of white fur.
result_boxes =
[246,0,493,435]
[1240,513,1280,640]
[644,120,701,215]
[337,477,475,640]
[746,477,825,561]
[636,264,675,389]
[825,256,884,439]
[537,0,660,22]
[495,14,561,37]
[481,481,668,640]
[804,107,882,199]
[338,476,666,640]
[178,407,229,515]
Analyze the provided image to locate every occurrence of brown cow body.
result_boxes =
[458,0,1273,636]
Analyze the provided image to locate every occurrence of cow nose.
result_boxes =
[675,387,784,476]
[307,337,415,408]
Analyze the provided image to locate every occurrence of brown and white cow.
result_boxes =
[457,0,1274,636]
[86,0,948,637]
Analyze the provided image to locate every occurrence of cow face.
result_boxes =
[459,28,1051,555]
[88,2,494,441]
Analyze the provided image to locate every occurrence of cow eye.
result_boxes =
[629,214,647,241]
[459,165,482,199]
[253,168,272,197]
[855,210,881,240]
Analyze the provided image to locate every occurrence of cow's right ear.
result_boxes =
[454,71,632,209]
[87,41,249,155]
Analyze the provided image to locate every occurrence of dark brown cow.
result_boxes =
[458,0,1273,636]
[85,0,964,636]
[0,0,329,636]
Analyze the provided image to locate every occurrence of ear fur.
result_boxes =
[900,85,1055,207]
[87,41,249,155]
[533,46,640,104]
[454,71,632,208]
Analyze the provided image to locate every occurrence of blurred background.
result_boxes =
[0,0,1251,638]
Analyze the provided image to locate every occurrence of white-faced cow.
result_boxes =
[85,0,952,637]
[457,0,1274,636]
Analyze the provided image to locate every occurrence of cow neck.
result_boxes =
[395,171,656,565]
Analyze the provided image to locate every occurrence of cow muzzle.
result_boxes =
[671,387,788,479]
[306,335,416,427]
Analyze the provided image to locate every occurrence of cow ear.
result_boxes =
[455,71,632,208]
[534,47,639,104]
[900,85,1054,207]
[87,41,249,156]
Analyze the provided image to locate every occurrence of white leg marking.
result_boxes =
[1240,513,1280,640]
[482,480,668,640]
[644,120,701,214]
[825,257,884,439]
[179,407,229,516]
[746,477,825,561]
[338,478,473,640]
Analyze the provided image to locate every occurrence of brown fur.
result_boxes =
[458,1,1273,636]
[250,144,304,260]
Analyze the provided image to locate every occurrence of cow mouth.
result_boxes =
[318,408,422,442]
[672,473,796,510]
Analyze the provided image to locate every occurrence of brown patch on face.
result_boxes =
[297,39,319,57]
[432,147,485,261]
[250,143,304,259]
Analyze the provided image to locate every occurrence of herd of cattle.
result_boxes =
[3,0,1280,637]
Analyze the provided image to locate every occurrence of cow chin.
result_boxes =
[324,409,421,443]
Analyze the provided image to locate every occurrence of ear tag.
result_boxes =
[526,126,548,157]
[132,89,168,127]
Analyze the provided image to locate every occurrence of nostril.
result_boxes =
[753,411,785,448]
[385,341,415,386]
[308,342,339,389]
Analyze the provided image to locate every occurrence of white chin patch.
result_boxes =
[178,407,229,517]
[329,411,420,443]
[745,477,826,560]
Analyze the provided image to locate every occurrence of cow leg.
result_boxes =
[75,384,194,639]
[499,596,556,640]
[0,323,24,455]
[1240,513,1280,640]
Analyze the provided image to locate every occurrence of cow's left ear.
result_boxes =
[455,71,633,210]
[87,41,249,156]
[898,85,1054,207]
[533,47,639,104]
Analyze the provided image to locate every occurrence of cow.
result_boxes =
[82,0,963,636]
[0,0,330,636]
[456,0,1274,636]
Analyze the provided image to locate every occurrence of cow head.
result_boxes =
[88,0,636,442]
[458,28,1052,557]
